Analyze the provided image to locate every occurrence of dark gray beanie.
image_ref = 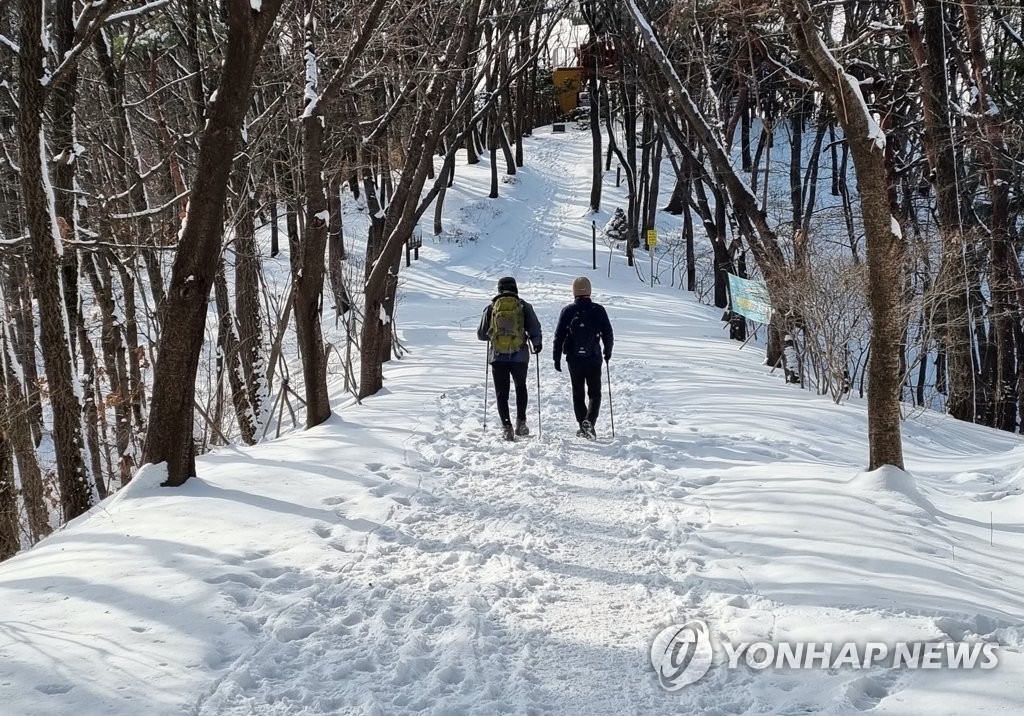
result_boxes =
[497,276,518,294]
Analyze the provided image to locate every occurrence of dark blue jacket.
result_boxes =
[477,293,542,363]
[553,297,613,365]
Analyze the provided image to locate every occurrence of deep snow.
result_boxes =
[2,128,1023,715]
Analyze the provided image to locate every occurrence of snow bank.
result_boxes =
[850,464,936,516]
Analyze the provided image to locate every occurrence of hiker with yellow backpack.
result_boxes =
[477,277,543,441]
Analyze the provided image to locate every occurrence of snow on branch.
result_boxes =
[0,34,19,55]
[300,0,390,120]
[300,41,320,118]
[106,0,172,24]
[1000,16,1024,51]
[789,2,886,153]
[109,189,190,220]
[47,1,130,90]
[760,45,816,90]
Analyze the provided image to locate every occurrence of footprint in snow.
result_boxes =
[34,683,73,695]
[846,670,901,711]
[275,625,317,643]
[204,572,263,589]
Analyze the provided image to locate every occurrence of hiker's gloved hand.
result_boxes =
[604,351,612,362]
[553,359,562,373]
[532,342,543,355]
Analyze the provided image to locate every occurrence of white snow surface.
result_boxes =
[3,130,1024,715]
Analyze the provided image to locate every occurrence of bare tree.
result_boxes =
[143,0,285,486]
[292,0,390,427]
[783,0,906,470]
[15,0,126,519]
[900,0,976,422]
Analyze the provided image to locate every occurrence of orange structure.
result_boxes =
[552,67,584,114]
[551,37,619,116]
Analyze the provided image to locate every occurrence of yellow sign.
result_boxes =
[646,229,657,247]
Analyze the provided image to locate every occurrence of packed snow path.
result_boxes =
[3,129,1023,715]
[194,132,1024,714]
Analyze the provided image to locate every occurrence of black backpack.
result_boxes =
[565,305,600,359]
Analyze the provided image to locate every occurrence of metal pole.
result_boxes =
[483,342,490,428]
[592,220,597,270]
[649,238,654,287]
[606,359,615,438]
[536,357,542,439]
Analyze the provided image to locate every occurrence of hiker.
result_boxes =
[477,276,543,441]
[552,276,613,439]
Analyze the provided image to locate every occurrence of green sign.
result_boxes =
[727,273,772,324]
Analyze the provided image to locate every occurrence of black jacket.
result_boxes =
[553,297,613,365]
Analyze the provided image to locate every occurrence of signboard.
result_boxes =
[727,273,772,324]
[646,229,657,247]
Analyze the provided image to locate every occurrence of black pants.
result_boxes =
[568,360,602,425]
[492,361,529,425]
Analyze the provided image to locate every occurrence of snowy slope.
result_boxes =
[2,128,1024,716]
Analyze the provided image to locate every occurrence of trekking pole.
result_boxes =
[536,356,542,439]
[606,359,615,438]
[483,341,490,428]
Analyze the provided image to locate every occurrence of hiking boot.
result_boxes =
[502,423,516,441]
[581,420,596,440]
[515,419,530,436]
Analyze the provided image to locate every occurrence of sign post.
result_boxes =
[646,229,657,287]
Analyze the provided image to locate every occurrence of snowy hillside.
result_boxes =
[2,129,1023,715]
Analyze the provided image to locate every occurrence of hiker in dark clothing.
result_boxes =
[552,276,613,439]
[477,277,543,441]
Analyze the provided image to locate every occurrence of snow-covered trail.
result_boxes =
[191,134,744,714]
[198,131,1024,714]
[4,128,1024,716]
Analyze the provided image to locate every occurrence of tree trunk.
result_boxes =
[0,322,50,542]
[17,0,94,520]
[588,35,602,212]
[214,260,256,444]
[901,0,976,421]
[961,0,1017,431]
[360,0,482,399]
[75,321,107,498]
[83,254,134,483]
[2,262,43,444]
[233,166,265,438]
[0,418,17,561]
[647,135,663,234]
[292,110,332,427]
[328,176,350,319]
[143,0,285,486]
[53,0,81,359]
[784,0,906,470]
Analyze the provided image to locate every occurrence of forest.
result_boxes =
[1,0,1022,559]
